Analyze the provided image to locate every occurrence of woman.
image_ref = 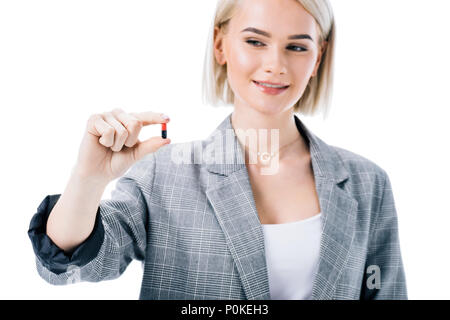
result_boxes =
[28,0,407,300]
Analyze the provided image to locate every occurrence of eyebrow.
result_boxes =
[240,27,314,41]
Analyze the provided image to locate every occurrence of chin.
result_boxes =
[249,99,289,115]
[235,93,290,116]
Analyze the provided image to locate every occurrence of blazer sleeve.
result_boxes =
[27,153,155,285]
[361,171,408,299]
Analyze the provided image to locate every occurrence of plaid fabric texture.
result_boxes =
[29,112,407,300]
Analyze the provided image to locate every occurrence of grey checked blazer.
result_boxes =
[28,112,407,299]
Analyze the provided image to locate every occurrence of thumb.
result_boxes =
[135,137,171,161]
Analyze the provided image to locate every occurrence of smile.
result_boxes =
[252,80,290,95]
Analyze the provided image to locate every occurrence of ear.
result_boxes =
[214,26,227,66]
[311,40,328,77]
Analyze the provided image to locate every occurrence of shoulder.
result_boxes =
[328,144,390,197]
[332,145,388,178]
[129,141,198,168]
[147,140,208,180]
[152,140,202,165]
[120,141,207,194]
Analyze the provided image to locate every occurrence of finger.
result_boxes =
[95,116,115,147]
[103,112,128,152]
[87,114,115,147]
[111,108,142,148]
[131,111,170,126]
[134,136,171,161]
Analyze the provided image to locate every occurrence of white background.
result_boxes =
[0,0,449,299]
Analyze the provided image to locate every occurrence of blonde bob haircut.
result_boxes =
[202,0,336,118]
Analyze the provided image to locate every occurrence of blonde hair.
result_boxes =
[201,0,336,118]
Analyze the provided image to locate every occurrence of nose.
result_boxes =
[262,46,287,75]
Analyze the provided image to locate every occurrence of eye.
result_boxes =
[246,39,265,47]
[287,45,308,52]
[245,39,308,52]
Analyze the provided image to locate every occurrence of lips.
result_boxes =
[252,80,290,95]
[253,80,290,88]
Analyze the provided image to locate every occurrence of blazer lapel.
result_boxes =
[309,178,358,299]
[204,116,270,299]
[294,116,358,300]
[205,113,358,300]
[206,170,270,299]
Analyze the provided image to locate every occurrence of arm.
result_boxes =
[361,171,408,299]
[27,153,155,285]
[46,170,109,253]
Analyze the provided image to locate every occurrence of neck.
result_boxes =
[230,107,309,164]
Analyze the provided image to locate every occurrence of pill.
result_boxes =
[161,122,167,139]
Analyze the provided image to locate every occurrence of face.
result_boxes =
[214,0,327,116]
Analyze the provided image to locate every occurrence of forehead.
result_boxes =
[230,0,319,37]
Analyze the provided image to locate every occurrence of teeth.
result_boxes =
[256,81,287,88]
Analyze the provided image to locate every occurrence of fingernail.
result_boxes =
[161,114,170,120]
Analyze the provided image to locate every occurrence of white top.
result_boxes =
[261,212,323,300]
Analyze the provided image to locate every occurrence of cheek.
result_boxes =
[291,56,318,81]
[236,52,255,71]
[305,51,320,73]
[228,44,257,77]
